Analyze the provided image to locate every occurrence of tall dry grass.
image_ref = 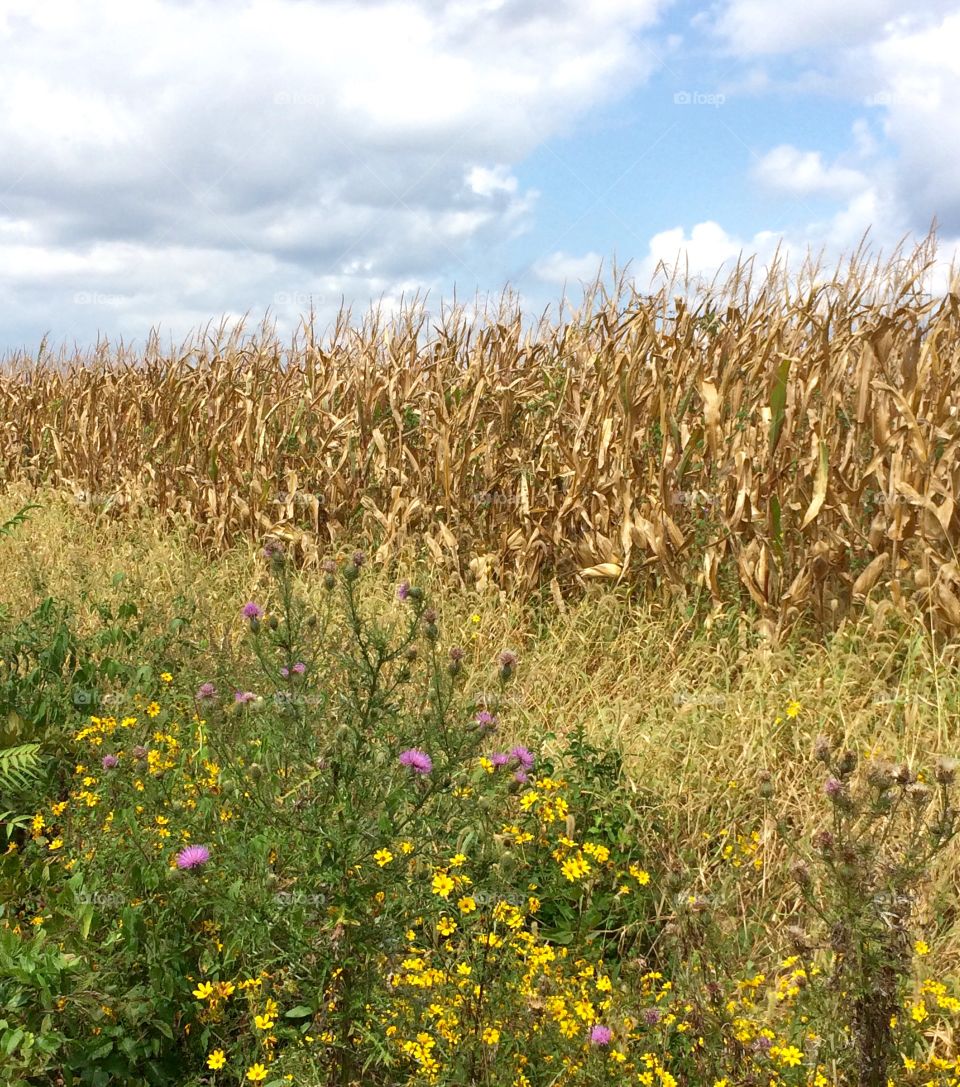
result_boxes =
[3,235,960,639]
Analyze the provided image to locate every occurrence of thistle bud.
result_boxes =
[250,617,261,633]
[306,614,317,628]
[812,734,832,764]
[812,829,834,858]
[837,749,857,778]
[786,925,810,951]
[323,573,335,590]
[907,781,931,807]
[758,770,774,799]
[343,563,359,582]
[790,862,811,888]
[935,757,958,785]
[268,616,279,631]
[249,762,263,782]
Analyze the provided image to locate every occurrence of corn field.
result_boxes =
[2,237,960,638]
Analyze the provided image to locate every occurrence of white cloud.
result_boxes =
[0,0,666,349]
[708,0,954,56]
[532,251,605,285]
[753,145,869,198]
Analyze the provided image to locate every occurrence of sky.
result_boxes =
[1,0,959,355]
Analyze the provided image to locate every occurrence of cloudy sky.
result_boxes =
[1,0,959,354]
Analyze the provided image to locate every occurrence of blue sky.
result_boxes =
[1,0,958,354]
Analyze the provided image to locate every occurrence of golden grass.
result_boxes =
[3,235,960,638]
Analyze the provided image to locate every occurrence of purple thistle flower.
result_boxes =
[176,845,210,870]
[131,745,148,760]
[262,540,283,560]
[475,710,498,731]
[589,1025,612,1046]
[234,690,256,704]
[824,775,843,798]
[279,667,290,678]
[399,749,433,775]
[101,754,119,770]
[449,646,465,662]
[397,580,411,601]
[643,1007,663,1026]
[499,650,518,669]
[195,682,217,701]
[322,558,337,574]
[242,602,263,620]
[510,745,535,771]
[352,550,366,567]
[490,752,511,768]
[292,661,306,674]
[514,770,529,784]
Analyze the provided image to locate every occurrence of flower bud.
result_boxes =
[343,563,359,582]
[837,749,857,778]
[790,862,811,887]
[250,617,261,633]
[893,763,915,786]
[268,616,279,631]
[758,770,774,799]
[812,829,834,857]
[812,734,832,764]
[935,757,958,785]
[907,781,931,807]
[323,573,335,590]
[786,925,809,951]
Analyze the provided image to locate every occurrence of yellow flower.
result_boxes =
[374,849,394,867]
[776,1045,803,1067]
[437,917,457,937]
[400,840,414,854]
[193,982,215,1000]
[432,874,455,898]
[481,1027,500,1045]
[458,896,477,914]
[147,702,161,717]
[48,838,64,851]
[786,700,801,718]
[470,614,481,624]
[914,939,930,956]
[207,1050,227,1069]
[254,1014,276,1030]
[246,1065,268,1082]
[160,672,173,683]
